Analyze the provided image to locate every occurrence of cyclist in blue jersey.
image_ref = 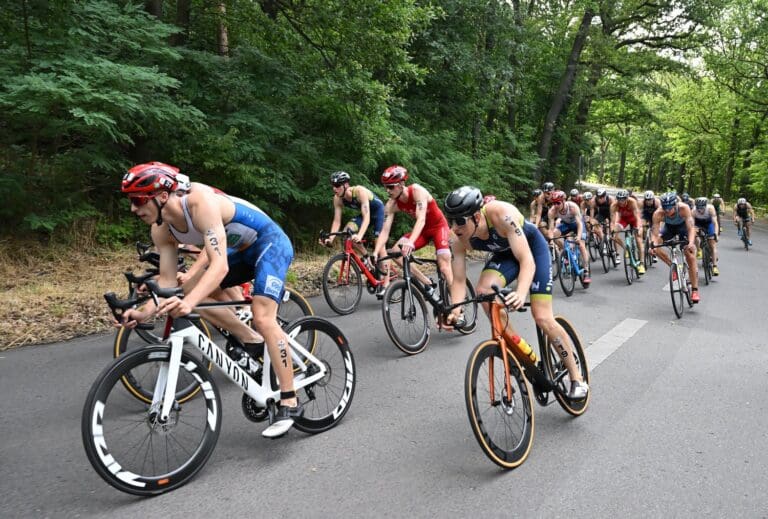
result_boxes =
[320,171,385,260]
[651,192,700,303]
[693,197,720,275]
[119,163,302,438]
[443,186,588,400]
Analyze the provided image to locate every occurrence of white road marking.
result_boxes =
[586,318,647,369]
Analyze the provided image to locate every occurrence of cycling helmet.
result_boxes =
[122,162,178,194]
[444,186,483,218]
[713,193,721,199]
[616,190,629,201]
[695,197,708,208]
[330,171,351,186]
[644,190,655,200]
[737,197,747,205]
[596,188,607,197]
[660,192,678,209]
[583,192,593,200]
[569,188,580,197]
[532,189,542,197]
[542,181,555,193]
[381,165,408,185]
[550,190,566,204]
[681,192,690,202]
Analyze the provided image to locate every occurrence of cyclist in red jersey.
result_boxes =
[372,165,453,297]
[610,189,646,274]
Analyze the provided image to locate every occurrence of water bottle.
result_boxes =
[424,279,441,305]
[505,333,538,363]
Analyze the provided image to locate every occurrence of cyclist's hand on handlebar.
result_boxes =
[503,290,525,311]
[116,308,146,329]
[351,233,364,243]
[684,243,696,254]
[157,296,193,318]
[398,238,415,257]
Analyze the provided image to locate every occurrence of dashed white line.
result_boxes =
[586,318,647,369]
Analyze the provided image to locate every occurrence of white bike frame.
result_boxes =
[152,318,326,422]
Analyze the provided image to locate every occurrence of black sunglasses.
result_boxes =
[331,181,345,187]
[448,215,470,226]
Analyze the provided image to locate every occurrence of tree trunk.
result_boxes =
[565,62,602,183]
[171,0,191,46]
[217,2,229,57]
[676,163,686,194]
[535,8,594,181]
[144,0,162,17]
[617,149,627,187]
[655,160,668,192]
[741,111,767,172]
[699,160,708,195]
[723,117,740,198]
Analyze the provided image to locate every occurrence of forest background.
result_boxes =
[2,0,768,346]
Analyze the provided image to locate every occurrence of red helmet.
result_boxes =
[550,190,566,204]
[122,162,178,194]
[381,165,408,185]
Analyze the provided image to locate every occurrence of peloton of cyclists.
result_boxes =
[610,189,646,274]
[693,197,720,276]
[442,186,588,400]
[372,164,453,299]
[319,170,385,263]
[651,192,700,303]
[733,197,756,246]
[546,190,592,284]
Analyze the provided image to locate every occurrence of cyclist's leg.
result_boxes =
[530,296,584,383]
[680,228,699,291]
[433,225,454,287]
[399,231,433,287]
[654,225,674,267]
[477,254,523,333]
[708,221,718,270]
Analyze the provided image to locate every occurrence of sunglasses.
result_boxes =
[448,216,470,227]
[331,181,345,188]
[384,184,399,191]
[128,194,157,207]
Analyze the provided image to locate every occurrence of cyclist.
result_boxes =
[533,182,555,232]
[120,163,303,438]
[651,192,700,303]
[319,171,385,262]
[711,193,724,234]
[641,190,659,263]
[610,189,646,274]
[529,188,543,226]
[693,197,719,276]
[372,165,453,299]
[568,188,582,205]
[590,188,614,261]
[681,192,694,210]
[443,186,588,399]
[547,190,591,283]
[733,197,756,246]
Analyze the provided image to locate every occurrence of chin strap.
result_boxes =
[153,197,168,226]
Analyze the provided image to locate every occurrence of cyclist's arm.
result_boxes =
[632,200,642,229]
[748,203,756,220]
[448,236,468,318]
[355,187,372,239]
[405,184,429,247]
[572,203,584,239]
[651,209,663,244]
[373,200,397,256]
[683,207,696,249]
[534,198,543,226]
[180,247,209,285]
[325,195,344,243]
[546,206,556,236]
[609,202,618,231]
[493,209,535,302]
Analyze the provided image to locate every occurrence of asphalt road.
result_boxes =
[1,222,767,518]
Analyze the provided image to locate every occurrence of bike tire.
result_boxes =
[550,243,560,281]
[322,253,363,315]
[623,248,634,285]
[464,340,534,469]
[702,246,711,286]
[683,264,694,308]
[542,316,590,416]
[279,287,315,324]
[644,234,653,269]
[600,237,610,273]
[559,250,575,296]
[588,235,599,262]
[285,317,356,434]
[381,279,430,355]
[670,263,684,319]
[82,346,221,496]
[113,318,214,404]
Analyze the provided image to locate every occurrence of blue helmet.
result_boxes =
[660,192,678,209]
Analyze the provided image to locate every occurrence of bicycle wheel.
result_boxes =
[550,244,561,281]
[284,317,356,434]
[322,253,363,315]
[82,347,221,496]
[588,234,599,262]
[113,318,214,404]
[542,316,590,416]
[702,245,711,286]
[381,279,430,355]
[623,247,634,285]
[559,249,575,296]
[644,234,653,269]
[464,340,534,469]
[670,263,684,319]
[279,287,314,324]
[600,236,610,273]
[683,264,694,308]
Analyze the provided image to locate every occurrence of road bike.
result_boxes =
[651,239,694,319]
[380,250,478,355]
[463,286,590,469]
[696,228,714,286]
[596,220,617,273]
[616,228,641,285]
[319,229,399,315]
[557,233,590,296]
[84,280,355,496]
[547,237,561,281]
[586,221,601,263]
[643,224,654,270]
[736,219,751,250]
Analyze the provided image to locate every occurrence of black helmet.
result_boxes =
[616,190,629,201]
[596,188,607,197]
[542,182,555,193]
[660,192,678,209]
[533,188,542,197]
[695,197,708,208]
[681,192,690,202]
[444,186,483,219]
[330,171,351,186]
